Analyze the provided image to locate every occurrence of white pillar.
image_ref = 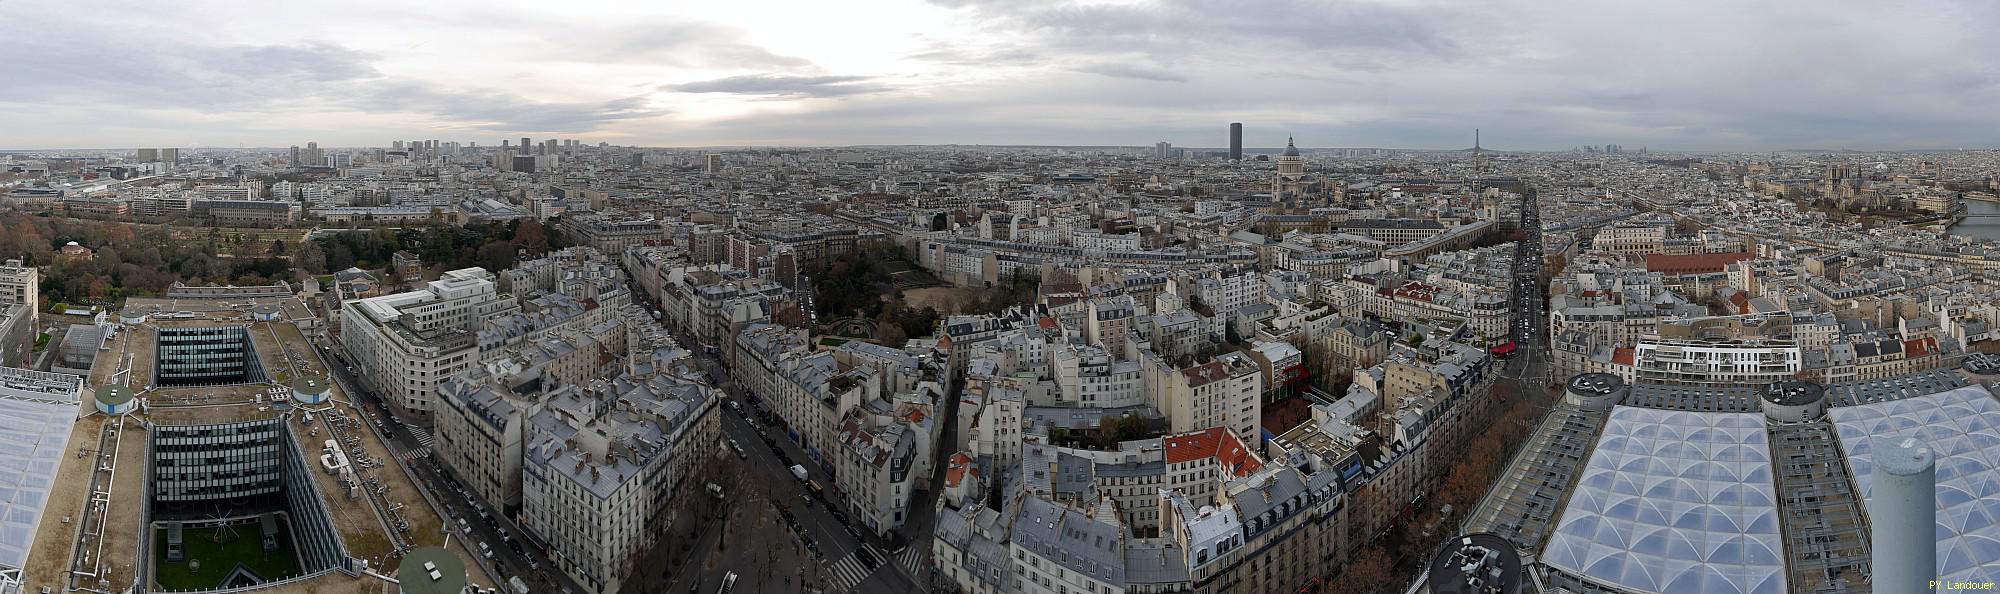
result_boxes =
[1870,436,1935,592]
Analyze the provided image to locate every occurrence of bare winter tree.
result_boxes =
[618,454,754,592]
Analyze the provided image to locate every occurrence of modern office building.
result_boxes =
[341,268,516,417]
[1632,315,1803,387]
[145,419,350,590]
[194,200,300,225]
[1229,123,1242,161]
[153,420,293,502]
[154,326,268,386]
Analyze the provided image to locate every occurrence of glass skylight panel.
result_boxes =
[1831,385,2000,590]
[0,397,76,570]
[1544,407,1784,594]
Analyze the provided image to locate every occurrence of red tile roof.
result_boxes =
[945,452,976,487]
[1643,252,1753,275]
[1162,427,1264,477]
[1612,347,1636,366]
[1181,361,1228,387]
[1391,281,1443,303]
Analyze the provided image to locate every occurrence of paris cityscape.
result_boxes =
[3,2,2000,594]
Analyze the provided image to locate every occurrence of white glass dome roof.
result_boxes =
[1832,385,2000,589]
[1544,407,1784,594]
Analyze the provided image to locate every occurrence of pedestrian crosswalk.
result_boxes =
[407,424,435,448]
[895,545,929,577]
[824,551,871,591]
[396,425,435,462]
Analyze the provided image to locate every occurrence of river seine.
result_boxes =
[1949,199,2000,243]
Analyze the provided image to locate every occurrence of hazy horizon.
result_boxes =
[7,143,1995,154]
[5,0,1998,151]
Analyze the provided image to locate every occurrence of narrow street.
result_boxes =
[642,283,929,593]
[312,335,580,594]
[1505,187,1551,386]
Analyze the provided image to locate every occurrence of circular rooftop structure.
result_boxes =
[118,306,149,325]
[251,303,283,321]
[1563,373,1627,412]
[1963,352,2000,377]
[95,385,136,415]
[1760,380,1825,406]
[291,374,333,404]
[395,547,466,594]
[1760,379,1826,423]
[95,385,134,406]
[1567,373,1624,395]
[1426,533,1523,594]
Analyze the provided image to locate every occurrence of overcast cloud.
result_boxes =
[2,0,1996,150]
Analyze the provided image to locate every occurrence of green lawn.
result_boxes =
[153,521,303,590]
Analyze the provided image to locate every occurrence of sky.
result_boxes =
[3,0,1998,151]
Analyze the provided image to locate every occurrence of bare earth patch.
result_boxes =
[902,287,986,314]
[20,415,103,594]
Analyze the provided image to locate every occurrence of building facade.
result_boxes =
[340,268,517,416]
[518,375,720,594]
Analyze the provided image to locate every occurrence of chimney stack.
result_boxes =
[1869,436,1935,589]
